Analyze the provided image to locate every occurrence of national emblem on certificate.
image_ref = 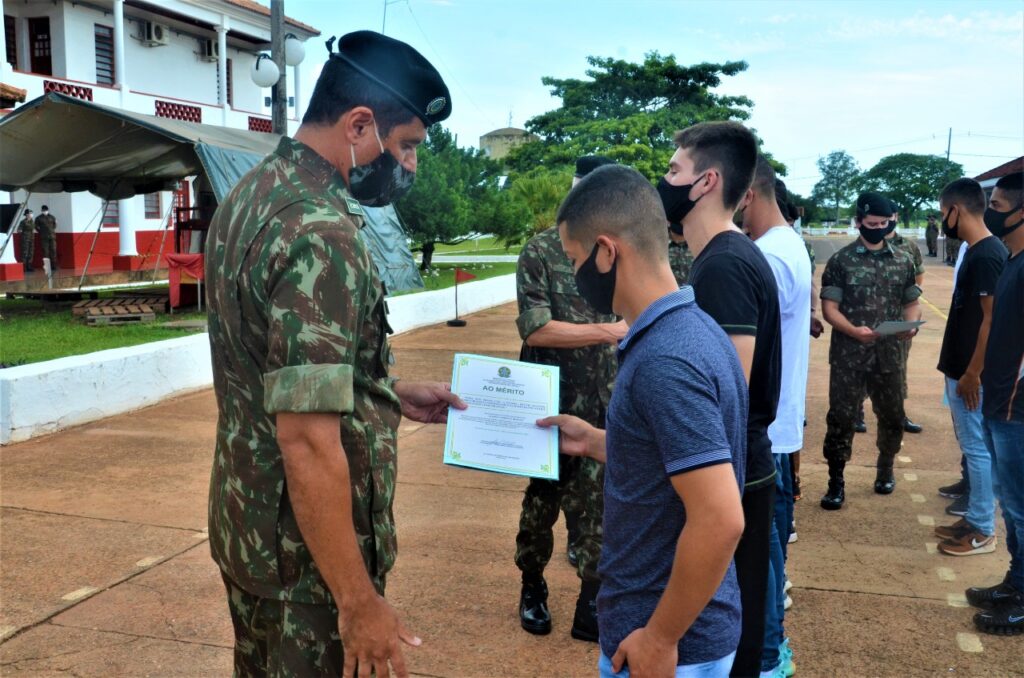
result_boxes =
[443,353,560,480]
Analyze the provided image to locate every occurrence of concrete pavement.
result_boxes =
[1,262,1021,677]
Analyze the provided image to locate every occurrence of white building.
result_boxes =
[0,0,318,271]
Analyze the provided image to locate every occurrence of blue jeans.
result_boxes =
[982,417,1024,592]
[945,378,995,535]
[773,454,794,560]
[599,652,736,678]
[760,518,785,672]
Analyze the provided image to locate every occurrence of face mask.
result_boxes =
[941,207,959,240]
[983,204,1023,238]
[859,220,895,245]
[348,124,415,207]
[657,174,706,234]
[574,242,617,315]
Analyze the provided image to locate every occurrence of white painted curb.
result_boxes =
[0,274,516,444]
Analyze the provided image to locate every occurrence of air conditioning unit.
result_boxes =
[142,21,170,47]
[200,38,219,62]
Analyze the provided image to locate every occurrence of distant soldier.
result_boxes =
[18,208,35,272]
[668,231,694,286]
[34,205,58,270]
[925,214,939,257]
[514,155,626,643]
[946,230,962,266]
[819,192,922,511]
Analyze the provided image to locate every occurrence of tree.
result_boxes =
[476,185,534,248]
[506,53,753,181]
[396,127,500,268]
[860,154,964,225]
[812,151,860,223]
[508,168,574,236]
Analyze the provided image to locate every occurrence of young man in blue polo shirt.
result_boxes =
[538,164,748,677]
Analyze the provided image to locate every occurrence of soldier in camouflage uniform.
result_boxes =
[819,192,922,511]
[206,31,462,677]
[34,205,58,270]
[668,231,694,286]
[886,218,925,433]
[925,214,939,257]
[515,155,626,643]
[18,209,35,272]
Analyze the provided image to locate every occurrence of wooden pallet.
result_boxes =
[83,304,157,326]
[72,297,168,316]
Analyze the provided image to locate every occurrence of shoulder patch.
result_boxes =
[344,197,364,216]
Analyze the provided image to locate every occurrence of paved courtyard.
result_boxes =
[1,255,1021,676]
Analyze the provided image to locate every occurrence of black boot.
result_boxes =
[821,460,845,510]
[874,464,895,494]
[570,579,600,643]
[903,417,923,434]
[519,576,551,635]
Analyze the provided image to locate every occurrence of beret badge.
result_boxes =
[426,97,447,116]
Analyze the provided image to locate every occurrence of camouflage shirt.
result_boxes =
[820,239,921,373]
[516,227,617,427]
[205,137,401,604]
[18,216,34,232]
[889,232,925,277]
[34,213,56,234]
[668,239,694,287]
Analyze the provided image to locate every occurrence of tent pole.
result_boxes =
[0,192,32,262]
[78,199,110,290]
[151,196,176,284]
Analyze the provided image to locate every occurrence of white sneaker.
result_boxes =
[784,595,793,610]
[788,531,798,544]
[783,579,792,594]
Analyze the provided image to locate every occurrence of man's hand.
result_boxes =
[810,316,825,338]
[607,319,629,343]
[339,594,420,678]
[850,326,879,344]
[897,327,919,341]
[957,370,982,412]
[610,626,678,678]
[536,414,605,462]
[394,381,467,424]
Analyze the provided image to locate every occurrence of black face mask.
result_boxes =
[657,175,706,234]
[984,204,1023,238]
[348,126,415,207]
[859,220,895,245]
[574,242,617,315]
[941,206,959,240]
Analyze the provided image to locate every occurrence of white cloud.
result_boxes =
[830,10,1023,42]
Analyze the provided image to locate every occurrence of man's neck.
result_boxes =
[685,213,741,258]
[617,265,681,326]
[747,202,789,241]
[1005,228,1024,257]
[959,215,992,247]
[294,124,349,182]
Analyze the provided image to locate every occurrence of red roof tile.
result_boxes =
[223,0,320,36]
[974,156,1024,182]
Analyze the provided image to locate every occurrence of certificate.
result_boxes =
[443,353,560,480]
[873,320,926,336]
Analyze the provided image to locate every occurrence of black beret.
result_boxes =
[575,155,615,178]
[855,191,892,218]
[329,31,451,126]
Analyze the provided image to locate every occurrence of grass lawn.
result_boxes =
[392,262,516,296]
[431,236,521,256]
[1,287,206,367]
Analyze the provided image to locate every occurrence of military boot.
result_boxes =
[519,576,551,635]
[821,460,845,511]
[874,461,896,494]
[570,579,600,643]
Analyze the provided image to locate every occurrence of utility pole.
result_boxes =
[271,0,288,135]
[945,127,952,164]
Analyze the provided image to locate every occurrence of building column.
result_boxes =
[113,0,126,105]
[217,18,229,126]
[292,64,302,122]
[0,15,9,81]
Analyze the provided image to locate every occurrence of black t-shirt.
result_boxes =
[982,249,1024,423]
[690,230,782,489]
[938,236,1008,380]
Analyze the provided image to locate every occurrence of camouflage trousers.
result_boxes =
[222,573,345,677]
[945,236,961,262]
[824,364,905,466]
[37,229,57,268]
[515,454,603,583]
[19,229,34,267]
[925,228,938,255]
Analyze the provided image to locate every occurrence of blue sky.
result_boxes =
[286,0,1024,196]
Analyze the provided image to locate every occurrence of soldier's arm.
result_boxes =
[820,256,877,342]
[515,238,625,348]
[900,265,923,331]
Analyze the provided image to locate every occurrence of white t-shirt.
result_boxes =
[755,225,812,454]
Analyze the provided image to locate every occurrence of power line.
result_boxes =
[949,152,1023,159]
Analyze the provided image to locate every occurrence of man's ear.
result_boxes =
[341,106,375,144]
[594,234,618,272]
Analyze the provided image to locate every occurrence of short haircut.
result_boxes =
[940,178,986,216]
[557,165,668,260]
[995,171,1023,206]
[41,204,49,210]
[750,155,777,200]
[303,58,416,136]
[672,121,758,210]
